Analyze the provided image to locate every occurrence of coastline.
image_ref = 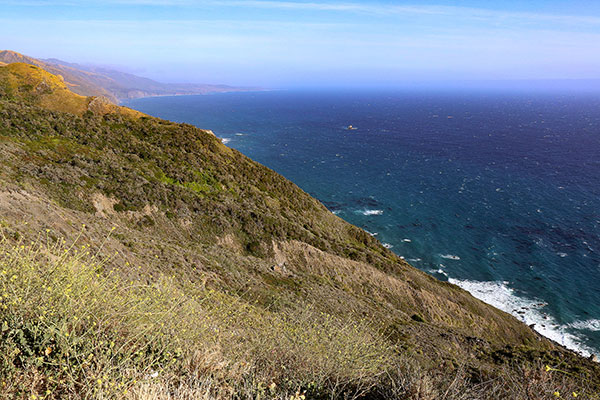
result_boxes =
[121,90,600,363]
[117,87,274,103]
[448,277,598,359]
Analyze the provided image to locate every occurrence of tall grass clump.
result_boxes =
[0,231,395,399]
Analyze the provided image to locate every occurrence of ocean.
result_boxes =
[123,89,600,357]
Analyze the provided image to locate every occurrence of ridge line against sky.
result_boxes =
[2,0,600,87]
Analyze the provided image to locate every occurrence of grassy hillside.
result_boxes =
[0,63,599,399]
[0,63,143,118]
[0,50,118,102]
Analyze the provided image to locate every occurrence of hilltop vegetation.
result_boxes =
[0,62,143,118]
[0,50,117,102]
[0,61,599,399]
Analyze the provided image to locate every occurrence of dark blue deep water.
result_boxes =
[124,90,600,356]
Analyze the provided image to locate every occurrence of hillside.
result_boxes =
[0,51,255,102]
[0,61,599,399]
[0,62,143,118]
[0,50,118,101]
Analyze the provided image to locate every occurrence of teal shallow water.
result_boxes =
[124,90,600,356]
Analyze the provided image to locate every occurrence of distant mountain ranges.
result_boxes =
[0,50,258,103]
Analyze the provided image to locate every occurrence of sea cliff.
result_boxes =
[0,58,598,399]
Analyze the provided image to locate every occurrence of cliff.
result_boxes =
[0,60,598,399]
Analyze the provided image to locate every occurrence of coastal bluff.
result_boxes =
[0,59,598,399]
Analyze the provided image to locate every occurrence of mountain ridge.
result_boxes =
[0,62,144,118]
[0,50,259,103]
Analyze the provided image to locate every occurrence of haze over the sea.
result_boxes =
[2,0,600,89]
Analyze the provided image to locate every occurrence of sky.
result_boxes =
[2,0,600,87]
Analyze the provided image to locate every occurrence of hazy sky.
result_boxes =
[2,0,600,87]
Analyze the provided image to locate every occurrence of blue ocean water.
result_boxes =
[124,90,600,356]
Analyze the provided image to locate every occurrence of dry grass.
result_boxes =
[375,358,599,400]
[0,230,394,399]
[0,230,597,399]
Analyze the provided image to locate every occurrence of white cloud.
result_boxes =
[5,0,600,28]
[5,0,600,27]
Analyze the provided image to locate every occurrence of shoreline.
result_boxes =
[448,276,599,360]
[121,91,600,364]
[117,88,274,104]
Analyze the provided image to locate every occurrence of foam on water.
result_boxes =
[440,254,461,260]
[359,209,384,216]
[430,263,450,277]
[448,278,596,357]
[569,319,600,332]
[220,138,232,144]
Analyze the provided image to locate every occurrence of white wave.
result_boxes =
[332,210,341,215]
[358,209,383,216]
[402,238,412,242]
[440,254,461,260]
[366,231,378,237]
[448,278,597,358]
[220,138,231,144]
[569,319,600,332]
[557,252,568,258]
[235,132,245,136]
[383,243,393,249]
[431,263,449,277]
